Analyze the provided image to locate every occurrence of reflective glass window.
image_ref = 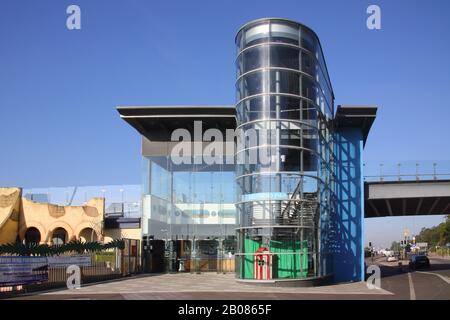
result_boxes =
[270,21,299,45]
[270,46,299,69]
[300,27,317,54]
[243,45,268,73]
[301,76,318,102]
[243,23,270,48]
[270,70,300,95]
[238,71,268,97]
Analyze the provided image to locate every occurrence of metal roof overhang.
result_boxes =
[334,105,377,146]
[118,105,377,144]
[117,105,236,141]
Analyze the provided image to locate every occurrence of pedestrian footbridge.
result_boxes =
[364,179,450,218]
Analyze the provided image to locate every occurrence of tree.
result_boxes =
[415,215,450,248]
[0,239,125,256]
[364,247,372,258]
[439,221,450,246]
[390,241,400,251]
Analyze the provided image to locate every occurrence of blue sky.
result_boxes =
[0,0,449,247]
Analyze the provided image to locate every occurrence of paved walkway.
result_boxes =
[11,257,449,299]
[40,273,392,297]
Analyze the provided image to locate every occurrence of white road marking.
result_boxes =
[407,272,416,300]
[416,271,450,285]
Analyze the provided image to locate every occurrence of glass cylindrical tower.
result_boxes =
[235,18,334,281]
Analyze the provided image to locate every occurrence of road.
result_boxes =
[370,255,450,300]
[5,256,450,300]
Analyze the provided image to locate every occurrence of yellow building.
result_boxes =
[0,187,141,245]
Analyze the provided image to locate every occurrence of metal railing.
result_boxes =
[46,251,122,283]
[0,247,140,296]
[22,184,141,218]
[364,161,450,182]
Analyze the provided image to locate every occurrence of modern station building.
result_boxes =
[118,18,377,284]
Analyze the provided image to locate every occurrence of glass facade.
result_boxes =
[114,18,377,283]
[235,19,334,280]
[142,153,237,273]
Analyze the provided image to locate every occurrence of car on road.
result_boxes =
[382,250,394,257]
[387,255,398,262]
[409,255,430,270]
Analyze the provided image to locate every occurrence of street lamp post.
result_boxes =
[161,228,171,272]
[119,188,125,216]
[415,163,420,181]
[433,163,437,180]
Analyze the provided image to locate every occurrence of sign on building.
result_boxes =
[47,255,91,268]
[416,242,428,248]
[0,256,48,286]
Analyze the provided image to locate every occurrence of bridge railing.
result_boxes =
[363,160,450,182]
[22,184,141,218]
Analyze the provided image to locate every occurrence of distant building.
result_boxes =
[0,187,141,245]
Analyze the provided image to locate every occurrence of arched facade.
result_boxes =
[77,221,102,242]
[18,196,104,245]
[79,228,98,242]
[24,227,41,244]
[50,227,69,245]
[0,188,21,244]
[47,222,75,243]
[18,221,47,244]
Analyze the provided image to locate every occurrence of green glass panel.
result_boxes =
[243,238,261,279]
[242,238,308,279]
[269,239,308,278]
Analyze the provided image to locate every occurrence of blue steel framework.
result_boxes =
[332,127,365,282]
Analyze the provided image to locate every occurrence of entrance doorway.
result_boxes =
[195,239,219,272]
[168,239,192,272]
[142,236,236,274]
[166,239,220,273]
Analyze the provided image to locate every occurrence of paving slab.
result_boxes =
[40,273,392,297]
